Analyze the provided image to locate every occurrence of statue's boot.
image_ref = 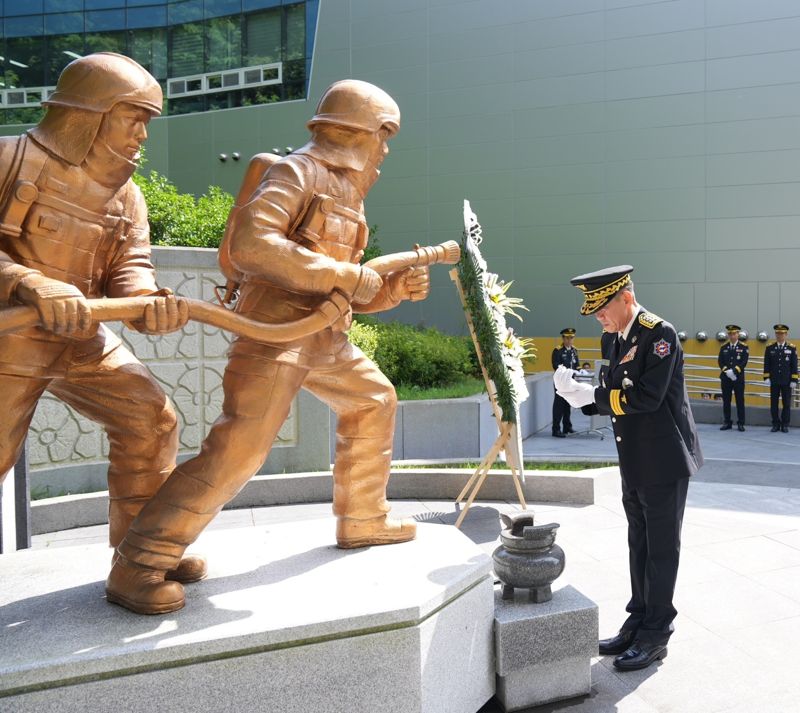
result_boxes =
[106,554,185,615]
[110,552,207,583]
[336,515,417,549]
[166,554,208,583]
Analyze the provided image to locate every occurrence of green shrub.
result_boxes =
[133,169,233,248]
[347,320,380,361]
[349,317,479,389]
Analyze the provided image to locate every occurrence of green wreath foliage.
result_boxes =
[456,215,534,423]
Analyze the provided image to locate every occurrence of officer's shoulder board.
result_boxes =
[638,311,663,329]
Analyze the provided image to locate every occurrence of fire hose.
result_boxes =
[0,241,460,343]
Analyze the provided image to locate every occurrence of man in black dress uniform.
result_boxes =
[763,324,798,433]
[718,324,748,431]
[553,265,703,671]
[551,328,580,437]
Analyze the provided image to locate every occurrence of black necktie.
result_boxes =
[612,336,623,365]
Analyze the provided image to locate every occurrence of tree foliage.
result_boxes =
[133,169,233,248]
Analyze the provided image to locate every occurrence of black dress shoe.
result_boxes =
[782,425,789,433]
[737,424,745,432]
[552,431,566,438]
[720,423,732,430]
[564,427,575,434]
[613,641,667,671]
[598,629,636,656]
[771,425,781,432]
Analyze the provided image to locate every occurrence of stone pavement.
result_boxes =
[27,416,800,713]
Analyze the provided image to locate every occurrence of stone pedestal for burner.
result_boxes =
[491,511,596,711]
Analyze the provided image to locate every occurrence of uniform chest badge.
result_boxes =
[620,345,638,364]
[653,339,671,359]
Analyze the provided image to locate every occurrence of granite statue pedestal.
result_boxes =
[0,520,494,713]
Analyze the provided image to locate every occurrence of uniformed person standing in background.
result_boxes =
[763,324,798,433]
[718,324,748,431]
[554,265,703,671]
[551,327,579,437]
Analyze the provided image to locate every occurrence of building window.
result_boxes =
[0,0,314,125]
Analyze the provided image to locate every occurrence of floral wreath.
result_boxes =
[457,200,535,424]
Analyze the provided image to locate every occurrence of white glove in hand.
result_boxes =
[764,378,771,386]
[553,365,577,393]
[557,381,595,408]
[725,369,737,381]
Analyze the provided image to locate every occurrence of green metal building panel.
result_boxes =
[5,0,800,336]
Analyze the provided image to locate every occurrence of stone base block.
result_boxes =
[0,521,495,713]
[494,585,598,711]
[497,656,590,711]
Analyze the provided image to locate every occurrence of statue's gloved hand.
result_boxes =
[337,265,383,304]
[15,273,93,336]
[386,265,430,303]
[129,288,190,334]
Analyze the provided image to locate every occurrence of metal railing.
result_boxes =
[683,353,797,408]
[0,441,31,554]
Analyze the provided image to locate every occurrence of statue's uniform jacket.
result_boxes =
[0,135,157,374]
[119,147,402,571]
[230,150,374,367]
[0,133,177,546]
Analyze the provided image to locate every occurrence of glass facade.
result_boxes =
[0,0,318,124]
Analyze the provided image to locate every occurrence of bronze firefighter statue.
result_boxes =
[0,53,206,584]
[107,79,437,614]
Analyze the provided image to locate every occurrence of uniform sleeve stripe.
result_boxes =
[610,389,625,416]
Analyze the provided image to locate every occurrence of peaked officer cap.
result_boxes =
[560,328,576,336]
[774,324,790,332]
[570,265,633,315]
[726,324,741,332]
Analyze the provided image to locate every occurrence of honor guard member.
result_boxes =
[553,265,703,671]
[551,327,579,437]
[718,324,748,431]
[763,324,798,433]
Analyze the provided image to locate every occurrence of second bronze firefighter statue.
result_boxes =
[108,79,430,614]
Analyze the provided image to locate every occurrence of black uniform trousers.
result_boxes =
[620,476,689,646]
[552,389,573,433]
[720,377,745,425]
[770,384,792,426]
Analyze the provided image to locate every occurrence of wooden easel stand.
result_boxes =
[450,269,526,528]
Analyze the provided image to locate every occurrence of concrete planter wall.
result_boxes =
[331,373,554,461]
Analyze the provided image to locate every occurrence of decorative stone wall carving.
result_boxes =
[28,247,298,472]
